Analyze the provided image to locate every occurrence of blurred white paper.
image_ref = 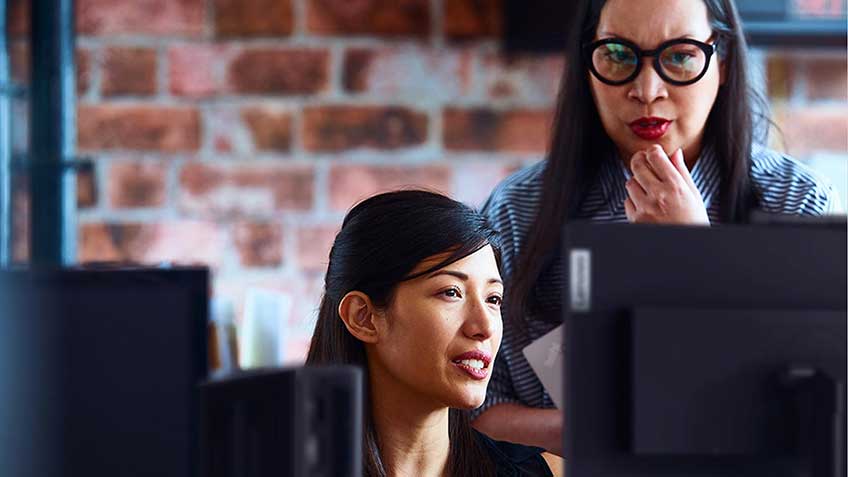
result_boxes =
[239,288,291,369]
[522,324,565,409]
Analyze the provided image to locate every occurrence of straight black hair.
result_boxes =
[305,190,501,477]
[508,0,767,328]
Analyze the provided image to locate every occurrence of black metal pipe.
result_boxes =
[29,0,77,266]
[0,0,11,266]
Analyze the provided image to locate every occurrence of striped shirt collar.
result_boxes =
[598,147,722,216]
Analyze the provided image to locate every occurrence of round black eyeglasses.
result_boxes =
[583,38,718,86]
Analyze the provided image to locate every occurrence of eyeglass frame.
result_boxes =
[582,37,719,87]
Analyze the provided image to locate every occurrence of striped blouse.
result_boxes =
[474,146,841,415]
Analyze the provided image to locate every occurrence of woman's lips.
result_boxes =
[629,117,672,140]
[451,349,492,380]
[452,361,489,380]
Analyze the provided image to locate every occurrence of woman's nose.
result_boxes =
[628,62,669,104]
[463,297,497,341]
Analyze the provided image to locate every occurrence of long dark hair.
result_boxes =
[306,190,501,477]
[507,0,766,328]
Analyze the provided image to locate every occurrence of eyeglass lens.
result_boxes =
[591,42,708,83]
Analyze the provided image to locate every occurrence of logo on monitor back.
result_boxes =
[569,248,591,312]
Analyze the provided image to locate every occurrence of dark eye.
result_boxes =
[487,295,503,307]
[441,287,461,299]
[668,52,694,64]
[603,46,636,64]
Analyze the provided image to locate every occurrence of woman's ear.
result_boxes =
[718,56,727,85]
[338,291,381,344]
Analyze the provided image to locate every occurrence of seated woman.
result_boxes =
[306,190,552,477]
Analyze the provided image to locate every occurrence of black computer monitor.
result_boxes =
[562,221,846,477]
[0,267,208,477]
[199,366,362,477]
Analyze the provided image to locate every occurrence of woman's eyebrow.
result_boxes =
[596,31,700,43]
[427,269,503,285]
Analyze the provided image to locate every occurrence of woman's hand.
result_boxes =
[624,145,710,225]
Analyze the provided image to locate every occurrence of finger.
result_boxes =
[643,144,680,183]
[624,196,637,222]
[669,148,698,192]
[625,177,650,210]
[630,152,663,193]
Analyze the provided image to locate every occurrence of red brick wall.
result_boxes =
[7,0,847,363]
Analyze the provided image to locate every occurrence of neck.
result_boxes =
[368,354,452,477]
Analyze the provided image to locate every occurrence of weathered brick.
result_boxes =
[805,57,847,101]
[76,0,205,36]
[78,105,201,152]
[9,43,90,95]
[102,47,157,96]
[444,0,502,40]
[452,160,522,207]
[343,47,472,99]
[328,164,451,211]
[7,0,28,37]
[775,106,848,156]
[107,160,167,208]
[169,44,232,98]
[10,41,28,83]
[480,54,564,104]
[443,108,552,153]
[302,106,428,152]
[227,49,330,95]
[233,221,284,267]
[306,0,430,37]
[11,177,28,262]
[215,0,293,37]
[241,108,293,152]
[178,162,314,216]
[296,224,339,272]
[77,49,92,95]
[204,105,253,154]
[79,221,226,266]
[77,166,97,208]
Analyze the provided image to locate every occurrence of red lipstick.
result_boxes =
[451,350,493,380]
[629,117,672,140]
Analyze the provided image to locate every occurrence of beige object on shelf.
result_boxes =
[238,288,291,369]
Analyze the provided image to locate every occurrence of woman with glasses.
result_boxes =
[471,0,840,456]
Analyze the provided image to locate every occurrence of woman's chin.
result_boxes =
[447,389,488,410]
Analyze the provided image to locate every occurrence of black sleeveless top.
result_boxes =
[474,430,553,477]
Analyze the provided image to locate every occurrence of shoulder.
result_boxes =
[749,146,840,215]
[474,430,553,477]
[482,160,547,217]
[480,160,548,269]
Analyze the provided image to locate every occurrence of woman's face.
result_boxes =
[372,245,503,410]
[589,0,723,163]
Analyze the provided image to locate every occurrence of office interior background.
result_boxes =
[4,0,847,366]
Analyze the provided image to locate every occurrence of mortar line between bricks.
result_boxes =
[78,35,493,50]
[90,45,104,102]
[204,0,216,40]
[79,95,551,109]
[293,0,308,39]
[430,0,445,49]
[157,43,171,101]
[164,156,183,220]
[327,42,345,99]
[313,160,329,214]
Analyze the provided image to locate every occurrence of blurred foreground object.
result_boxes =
[199,366,362,477]
[0,267,208,477]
